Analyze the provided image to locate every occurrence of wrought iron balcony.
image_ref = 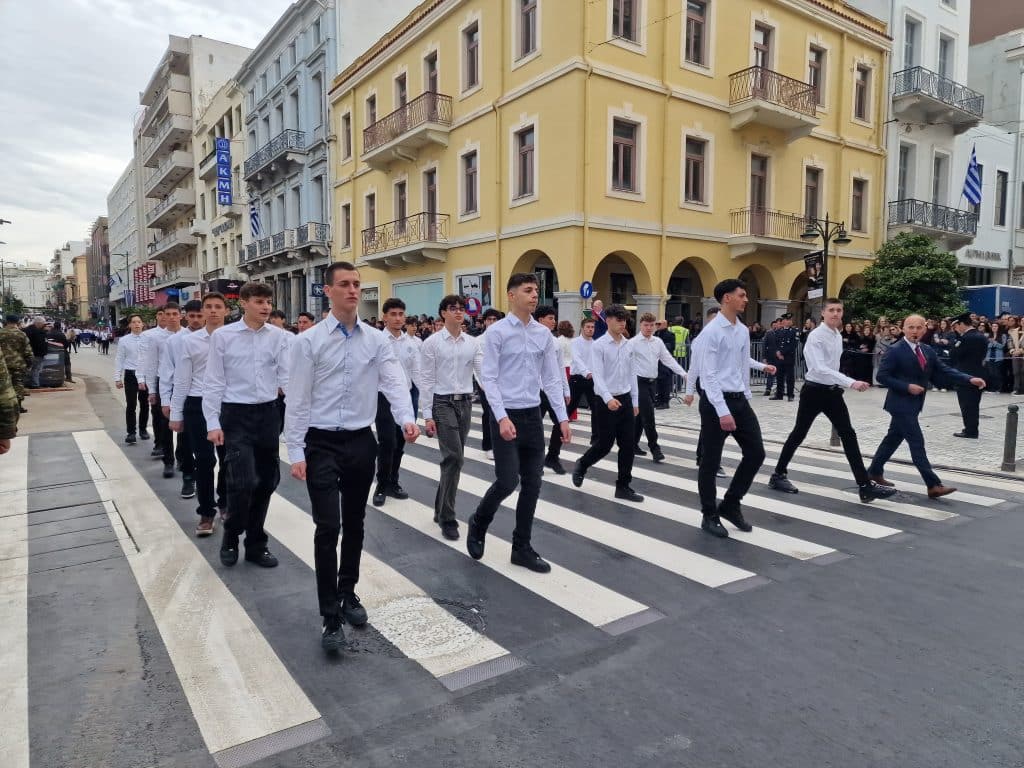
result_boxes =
[728,66,819,140]
[198,147,219,180]
[296,222,330,247]
[362,92,453,170]
[728,207,810,259]
[243,130,306,181]
[361,212,450,267]
[246,242,259,261]
[892,66,984,133]
[887,199,977,250]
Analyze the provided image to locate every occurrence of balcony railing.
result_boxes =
[246,243,259,261]
[363,92,453,154]
[146,227,197,259]
[145,188,193,227]
[243,129,305,178]
[893,66,984,119]
[297,221,330,246]
[730,207,807,240]
[362,212,450,256]
[729,66,817,118]
[888,199,978,237]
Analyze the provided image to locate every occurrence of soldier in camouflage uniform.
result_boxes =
[0,315,32,408]
[0,344,20,453]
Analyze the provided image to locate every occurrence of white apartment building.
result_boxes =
[138,34,250,305]
[106,157,146,318]
[49,241,87,312]
[5,262,51,310]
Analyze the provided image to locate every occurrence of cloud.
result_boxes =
[0,0,293,265]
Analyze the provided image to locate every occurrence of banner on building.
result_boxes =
[216,137,232,206]
[457,272,493,311]
[804,250,825,300]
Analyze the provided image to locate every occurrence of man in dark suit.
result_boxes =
[591,299,608,340]
[771,313,798,401]
[867,314,985,498]
[949,313,988,438]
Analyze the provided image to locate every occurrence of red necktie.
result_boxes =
[915,345,927,370]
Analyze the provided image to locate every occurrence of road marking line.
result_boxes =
[402,454,757,588]
[0,438,29,768]
[265,494,519,688]
[73,430,325,759]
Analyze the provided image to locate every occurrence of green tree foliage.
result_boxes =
[1,291,26,316]
[846,233,966,321]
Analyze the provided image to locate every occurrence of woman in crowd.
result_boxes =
[555,320,577,420]
[1006,315,1024,394]
[981,321,1006,394]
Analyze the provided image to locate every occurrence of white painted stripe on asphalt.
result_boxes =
[73,430,322,756]
[401,454,757,588]
[424,433,834,561]
[277,444,651,629]
[265,494,514,680]
[0,438,29,768]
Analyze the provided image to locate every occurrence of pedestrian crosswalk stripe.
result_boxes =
[415,436,835,561]
[73,431,326,761]
[277,445,657,631]
[401,454,759,589]
[0,438,29,768]
[265,493,522,689]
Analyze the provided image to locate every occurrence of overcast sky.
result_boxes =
[0,0,294,267]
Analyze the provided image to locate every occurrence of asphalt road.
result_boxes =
[5,364,1023,768]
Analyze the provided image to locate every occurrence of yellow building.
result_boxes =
[329,0,890,323]
[71,253,90,321]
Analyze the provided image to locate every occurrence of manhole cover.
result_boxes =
[352,596,486,660]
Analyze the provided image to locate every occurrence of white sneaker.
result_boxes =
[485,450,494,460]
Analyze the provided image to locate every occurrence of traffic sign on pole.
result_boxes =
[579,281,594,299]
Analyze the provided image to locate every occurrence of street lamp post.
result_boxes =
[801,213,852,302]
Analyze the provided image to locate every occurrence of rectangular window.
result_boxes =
[753,23,772,70]
[288,42,296,67]
[995,170,1009,226]
[519,0,538,58]
[897,144,912,200]
[395,182,407,232]
[463,151,479,214]
[970,165,983,215]
[366,193,376,232]
[1020,182,1024,229]
[904,17,920,68]
[366,94,377,126]
[515,126,535,198]
[312,18,321,47]
[311,75,323,127]
[854,65,870,120]
[684,137,706,203]
[932,154,948,206]
[425,52,439,93]
[808,46,825,106]
[341,203,351,248]
[852,179,867,232]
[341,113,352,159]
[685,1,707,65]
[464,22,480,90]
[613,0,637,43]
[395,73,407,108]
[805,167,821,219]
[611,119,638,192]
[938,35,953,79]
[274,58,281,82]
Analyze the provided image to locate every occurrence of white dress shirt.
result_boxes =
[285,316,415,463]
[699,312,757,417]
[138,326,170,387]
[569,336,594,377]
[114,333,144,382]
[687,332,766,396]
[480,313,568,423]
[419,327,483,420]
[557,335,573,367]
[157,327,190,401]
[590,332,640,405]
[803,324,856,388]
[202,321,291,430]
[629,334,686,379]
[383,330,421,390]
[170,328,213,422]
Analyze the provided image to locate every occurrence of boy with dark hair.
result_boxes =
[296,312,316,332]
[269,309,287,328]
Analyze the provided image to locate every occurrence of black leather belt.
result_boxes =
[434,393,474,402]
[803,381,843,392]
[722,391,746,400]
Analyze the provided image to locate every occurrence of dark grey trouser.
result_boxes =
[433,396,472,524]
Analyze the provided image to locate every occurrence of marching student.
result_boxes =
[114,315,148,444]
[629,312,686,463]
[160,299,203,500]
[142,304,183,478]
[570,305,643,502]
[477,308,503,459]
[137,308,167,455]
[170,294,230,536]
[268,309,287,328]
[296,312,316,333]
[467,273,570,573]
[695,279,769,538]
[768,298,896,502]
[203,282,291,568]
[420,294,483,540]
[285,261,418,653]
[684,306,732,478]
[567,316,597,418]
[533,305,571,475]
[372,297,420,507]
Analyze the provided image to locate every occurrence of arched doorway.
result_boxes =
[591,250,653,309]
[665,257,716,323]
[788,272,809,321]
[737,265,777,324]
[839,274,864,300]
[510,249,560,307]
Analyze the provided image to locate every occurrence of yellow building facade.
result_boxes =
[329,0,890,323]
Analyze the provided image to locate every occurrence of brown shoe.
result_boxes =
[927,485,957,499]
[195,516,216,537]
[869,474,895,487]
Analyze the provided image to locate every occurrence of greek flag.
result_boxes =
[107,275,116,288]
[962,145,982,206]
[249,199,263,238]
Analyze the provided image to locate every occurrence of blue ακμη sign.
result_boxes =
[215,137,230,152]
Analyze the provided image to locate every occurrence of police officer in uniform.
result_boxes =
[950,313,988,438]
[770,314,798,401]
[762,318,778,396]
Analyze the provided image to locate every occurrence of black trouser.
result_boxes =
[220,401,280,550]
[151,377,172,465]
[375,391,407,488]
[577,392,635,487]
[634,377,659,452]
[775,355,795,397]
[656,362,673,405]
[540,391,564,461]
[63,349,72,381]
[868,411,941,488]
[763,366,775,394]
[432,396,472,524]
[184,397,224,517]
[305,427,377,618]
[277,393,286,436]
[775,382,867,484]
[123,370,148,435]
[956,384,982,436]
[479,389,493,452]
[473,406,544,549]
[567,374,593,415]
[697,394,765,515]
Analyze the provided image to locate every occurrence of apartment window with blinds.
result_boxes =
[341,204,351,248]
[995,170,1009,226]
[684,138,706,203]
[612,119,638,192]
[463,151,478,215]
[515,126,535,199]
[851,179,867,232]
[854,66,870,121]
[341,114,351,159]
[519,0,537,58]
[613,0,637,43]
[808,46,825,106]
[805,167,821,220]
[464,22,480,90]
[684,1,707,66]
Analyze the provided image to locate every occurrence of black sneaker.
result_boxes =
[180,477,196,499]
[466,514,486,560]
[220,542,239,566]
[162,464,174,479]
[571,463,585,488]
[321,615,345,653]
[387,484,409,500]
[651,448,665,463]
[339,592,368,626]
[858,481,897,503]
[634,445,647,457]
[440,521,460,541]
[244,548,279,568]
[150,447,164,459]
[615,486,644,502]
[768,473,799,494]
[716,466,727,478]
[511,546,552,573]
[125,433,137,445]
[372,484,386,506]
[700,514,729,538]
[139,429,151,440]
[544,456,566,475]
[718,504,753,532]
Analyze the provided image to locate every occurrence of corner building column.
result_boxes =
[633,294,666,320]
[554,291,584,330]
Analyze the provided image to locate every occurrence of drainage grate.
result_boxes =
[437,653,526,691]
[212,718,331,768]
[600,607,665,636]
